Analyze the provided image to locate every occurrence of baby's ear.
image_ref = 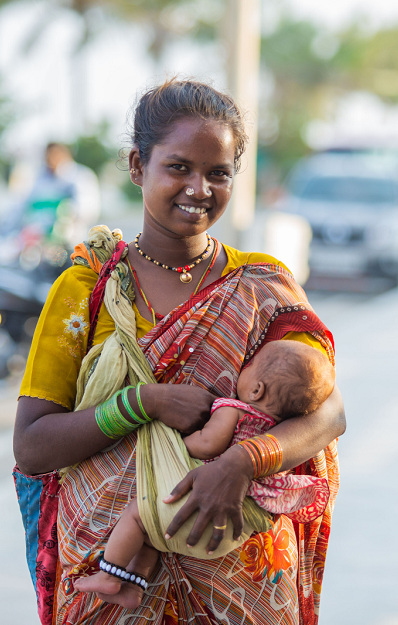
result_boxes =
[250,381,266,402]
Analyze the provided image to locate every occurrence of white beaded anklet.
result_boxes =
[99,556,149,590]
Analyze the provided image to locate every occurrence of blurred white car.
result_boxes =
[275,152,398,281]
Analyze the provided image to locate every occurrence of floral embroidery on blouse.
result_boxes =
[58,297,89,358]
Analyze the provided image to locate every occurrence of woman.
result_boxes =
[14,79,345,625]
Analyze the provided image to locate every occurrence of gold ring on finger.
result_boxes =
[213,524,227,530]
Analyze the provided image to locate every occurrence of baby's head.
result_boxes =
[237,340,335,422]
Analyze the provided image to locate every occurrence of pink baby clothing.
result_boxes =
[209,397,330,523]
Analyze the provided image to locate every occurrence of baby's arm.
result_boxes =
[183,406,240,460]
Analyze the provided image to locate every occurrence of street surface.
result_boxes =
[0,287,397,624]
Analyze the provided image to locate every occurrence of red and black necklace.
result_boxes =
[127,235,219,324]
[133,232,211,284]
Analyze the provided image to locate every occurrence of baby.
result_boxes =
[75,339,335,606]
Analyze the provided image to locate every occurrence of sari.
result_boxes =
[18,229,338,625]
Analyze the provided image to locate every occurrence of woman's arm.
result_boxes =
[270,383,345,472]
[163,384,345,554]
[14,384,215,475]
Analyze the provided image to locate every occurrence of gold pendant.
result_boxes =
[180,272,193,283]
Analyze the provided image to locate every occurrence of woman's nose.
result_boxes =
[188,176,212,199]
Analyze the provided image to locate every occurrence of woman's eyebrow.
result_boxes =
[165,154,234,169]
[213,163,234,170]
[165,154,192,163]
[164,154,233,170]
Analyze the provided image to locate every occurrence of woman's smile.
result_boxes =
[129,117,235,240]
[176,203,209,217]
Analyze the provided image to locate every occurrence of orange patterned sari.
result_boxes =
[53,261,338,625]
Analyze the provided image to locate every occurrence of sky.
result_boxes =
[2,0,398,159]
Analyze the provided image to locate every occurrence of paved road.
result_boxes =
[1,288,397,625]
[0,390,40,624]
[307,289,398,625]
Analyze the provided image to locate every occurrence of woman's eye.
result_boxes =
[171,164,188,172]
[212,170,232,178]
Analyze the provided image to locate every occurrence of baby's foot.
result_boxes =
[96,582,145,610]
[75,571,122,596]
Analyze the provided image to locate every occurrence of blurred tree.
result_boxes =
[0,0,225,137]
[0,78,16,181]
[259,19,333,176]
[121,176,143,202]
[106,0,224,59]
[3,0,398,186]
[0,0,223,58]
[259,16,398,180]
[69,123,115,174]
[338,27,398,102]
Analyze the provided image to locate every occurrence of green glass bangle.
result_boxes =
[95,390,140,439]
[121,386,147,424]
[136,381,151,422]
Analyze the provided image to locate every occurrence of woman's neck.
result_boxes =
[137,224,210,267]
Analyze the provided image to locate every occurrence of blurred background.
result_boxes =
[0,1,397,624]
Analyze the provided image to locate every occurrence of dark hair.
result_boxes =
[257,340,335,420]
[128,78,248,172]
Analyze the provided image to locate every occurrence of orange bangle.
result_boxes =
[242,439,264,476]
[238,434,283,478]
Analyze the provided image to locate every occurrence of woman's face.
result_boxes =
[130,117,236,238]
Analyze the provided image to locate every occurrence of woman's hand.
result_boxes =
[15,384,214,475]
[163,445,254,554]
[162,384,345,552]
[139,384,215,435]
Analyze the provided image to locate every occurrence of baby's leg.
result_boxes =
[75,498,146,597]
[95,543,159,610]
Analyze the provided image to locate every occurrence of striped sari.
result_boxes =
[55,262,338,625]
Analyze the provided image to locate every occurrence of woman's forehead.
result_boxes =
[155,117,235,163]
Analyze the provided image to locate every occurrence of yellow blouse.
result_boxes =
[20,244,326,410]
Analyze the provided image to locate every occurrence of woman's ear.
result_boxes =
[249,381,266,402]
[128,148,144,187]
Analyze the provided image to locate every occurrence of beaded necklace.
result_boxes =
[127,238,219,325]
[134,232,211,283]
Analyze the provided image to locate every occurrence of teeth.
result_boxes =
[177,205,207,214]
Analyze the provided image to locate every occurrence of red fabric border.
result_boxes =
[37,473,60,625]
[87,240,128,350]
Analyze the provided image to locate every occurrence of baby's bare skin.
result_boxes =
[74,500,157,609]
[75,341,335,607]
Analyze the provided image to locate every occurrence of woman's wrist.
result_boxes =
[125,383,158,422]
[222,443,255,481]
[237,435,283,478]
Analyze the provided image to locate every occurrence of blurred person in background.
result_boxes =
[0,143,100,360]
[13,79,345,625]
[21,142,101,248]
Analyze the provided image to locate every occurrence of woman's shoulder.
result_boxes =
[50,264,99,296]
[19,264,99,411]
[221,244,291,275]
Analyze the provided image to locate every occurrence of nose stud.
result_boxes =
[185,187,194,196]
